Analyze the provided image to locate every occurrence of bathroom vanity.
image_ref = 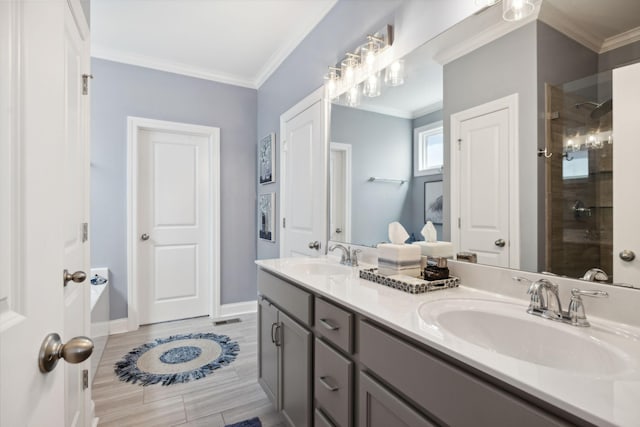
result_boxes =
[256,257,640,427]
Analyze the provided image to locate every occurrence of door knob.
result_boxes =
[335,228,342,234]
[308,240,321,250]
[38,333,94,373]
[63,269,86,287]
[494,239,506,247]
[620,250,636,262]
[141,233,150,241]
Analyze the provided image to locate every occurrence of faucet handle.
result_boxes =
[350,248,362,267]
[512,277,544,312]
[568,288,608,327]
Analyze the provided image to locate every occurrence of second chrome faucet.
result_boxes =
[512,277,608,327]
[328,244,362,267]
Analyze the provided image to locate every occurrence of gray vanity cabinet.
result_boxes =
[257,270,313,427]
[257,298,279,405]
[359,372,436,427]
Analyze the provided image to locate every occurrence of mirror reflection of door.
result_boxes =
[330,142,352,243]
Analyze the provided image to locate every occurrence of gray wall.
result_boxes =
[330,105,413,245]
[256,0,478,260]
[91,58,257,320]
[443,23,538,271]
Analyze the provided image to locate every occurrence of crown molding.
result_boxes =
[537,1,600,53]
[433,4,540,65]
[601,26,640,53]
[412,101,444,119]
[254,0,338,88]
[92,44,258,89]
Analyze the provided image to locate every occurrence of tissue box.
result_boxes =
[377,243,421,276]
[412,241,454,258]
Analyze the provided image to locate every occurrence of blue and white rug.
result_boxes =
[114,332,239,386]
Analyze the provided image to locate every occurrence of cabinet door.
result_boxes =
[280,311,313,427]
[258,298,279,407]
[359,372,436,427]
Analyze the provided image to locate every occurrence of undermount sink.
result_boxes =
[418,298,637,375]
[287,260,354,276]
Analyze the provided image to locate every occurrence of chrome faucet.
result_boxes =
[329,244,351,265]
[512,277,607,327]
[581,268,609,282]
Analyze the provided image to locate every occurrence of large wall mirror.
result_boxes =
[328,0,640,287]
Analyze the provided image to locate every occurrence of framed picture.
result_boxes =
[259,132,276,184]
[258,193,276,243]
[424,179,443,224]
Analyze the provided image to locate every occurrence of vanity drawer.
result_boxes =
[315,297,353,353]
[258,269,313,327]
[315,338,353,427]
[359,320,570,427]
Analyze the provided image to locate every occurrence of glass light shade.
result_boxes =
[502,0,534,21]
[324,68,340,99]
[362,72,381,97]
[345,85,361,107]
[360,39,379,74]
[341,55,359,88]
[385,59,405,87]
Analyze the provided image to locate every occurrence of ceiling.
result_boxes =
[91,0,338,89]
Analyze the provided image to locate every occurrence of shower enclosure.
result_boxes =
[544,71,613,280]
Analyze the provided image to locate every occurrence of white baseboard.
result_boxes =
[109,318,130,335]
[90,400,98,427]
[214,300,257,321]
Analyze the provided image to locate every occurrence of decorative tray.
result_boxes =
[359,268,459,294]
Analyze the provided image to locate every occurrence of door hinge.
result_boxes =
[458,217,461,228]
[282,218,286,228]
[457,138,462,150]
[82,222,89,242]
[82,369,89,390]
[82,74,93,95]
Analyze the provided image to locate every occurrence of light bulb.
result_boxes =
[345,85,361,107]
[502,0,534,21]
[385,59,405,87]
[363,72,381,97]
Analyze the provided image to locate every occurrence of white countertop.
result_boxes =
[255,256,640,427]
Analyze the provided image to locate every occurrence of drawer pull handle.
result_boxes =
[319,376,339,391]
[319,318,339,331]
[270,322,277,344]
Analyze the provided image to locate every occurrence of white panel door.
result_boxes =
[613,62,640,286]
[138,129,211,324]
[63,3,91,426]
[1,1,90,426]
[281,99,327,257]
[457,108,511,267]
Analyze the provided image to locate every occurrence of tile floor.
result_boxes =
[92,313,285,427]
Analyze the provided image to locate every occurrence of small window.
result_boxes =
[414,122,443,176]
[562,150,589,180]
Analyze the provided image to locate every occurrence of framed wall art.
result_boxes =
[424,179,443,224]
[258,192,275,243]
[259,132,275,184]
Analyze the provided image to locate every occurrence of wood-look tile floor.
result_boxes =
[93,313,286,427]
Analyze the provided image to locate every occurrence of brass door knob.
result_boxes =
[63,269,86,287]
[39,333,94,373]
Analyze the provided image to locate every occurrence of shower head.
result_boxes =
[590,99,612,120]
[574,99,612,120]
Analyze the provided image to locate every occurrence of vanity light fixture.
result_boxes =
[323,25,394,101]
